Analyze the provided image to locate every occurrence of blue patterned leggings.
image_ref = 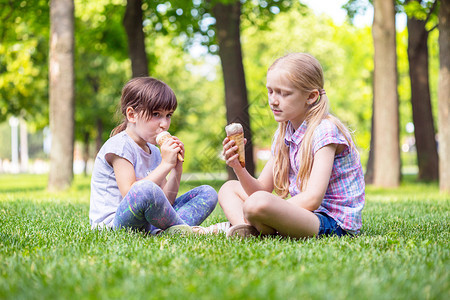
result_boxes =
[113,180,218,232]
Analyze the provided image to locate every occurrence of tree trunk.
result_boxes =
[123,0,148,77]
[372,0,401,187]
[407,12,439,181]
[48,0,75,191]
[212,1,255,178]
[365,99,375,184]
[438,0,450,192]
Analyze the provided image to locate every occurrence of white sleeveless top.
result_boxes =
[89,131,161,229]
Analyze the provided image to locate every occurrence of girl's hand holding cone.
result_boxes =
[156,131,184,162]
[224,123,246,168]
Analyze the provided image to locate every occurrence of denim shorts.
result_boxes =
[314,212,349,237]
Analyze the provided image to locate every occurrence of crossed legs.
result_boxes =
[218,180,320,238]
[113,180,217,232]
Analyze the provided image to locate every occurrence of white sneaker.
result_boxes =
[196,221,232,234]
[226,224,259,238]
[163,225,193,236]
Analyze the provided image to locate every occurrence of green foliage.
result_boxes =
[0,0,49,125]
[402,0,439,25]
[76,1,129,61]
[0,0,441,174]
[151,34,227,172]
[0,174,449,299]
[73,0,131,144]
[242,4,374,149]
[343,0,372,22]
[144,0,297,54]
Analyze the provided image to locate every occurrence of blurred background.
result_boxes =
[0,0,446,190]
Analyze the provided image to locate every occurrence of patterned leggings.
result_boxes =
[113,180,218,232]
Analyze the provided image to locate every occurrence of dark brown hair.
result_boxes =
[111,77,177,136]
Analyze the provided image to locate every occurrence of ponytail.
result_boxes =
[110,121,127,137]
[273,122,291,198]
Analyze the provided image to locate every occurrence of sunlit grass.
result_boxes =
[0,174,448,299]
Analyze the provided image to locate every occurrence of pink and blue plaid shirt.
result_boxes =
[273,119,365,234]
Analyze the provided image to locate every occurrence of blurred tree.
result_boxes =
[0,1,131,165]
[74,1,227,173]
[211,0,254,179]
[346,0,442,184]
[405,0,439,181]
[74,1,130,169]
[0,0,49,126]
[149,33,226,173]
[242,4,373,151]
[143,0,295,178]
[372,0,401,187]
[48,0,75,190]
[124,0,149,77]
[344,0,377,184]
[438,0,450,192]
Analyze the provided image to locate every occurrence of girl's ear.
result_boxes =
[126,107,137,123]
[307,90,320,105]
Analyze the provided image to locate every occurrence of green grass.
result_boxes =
[0,174,448,300]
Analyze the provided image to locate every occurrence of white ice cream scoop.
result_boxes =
[156,131,184,162]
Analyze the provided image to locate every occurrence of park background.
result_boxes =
[0,1,449,299]
[1,0,448,192]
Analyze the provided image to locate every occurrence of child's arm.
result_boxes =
[287,144,337,211]
[163,166,182,205]
[107,136,182,198]
[161,136,185,204]
[108,154,137,197]
[108,153,173,198]
[223,137,274,195]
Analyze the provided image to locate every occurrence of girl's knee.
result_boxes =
[218,180,240,204]
[128,180,167,207]
[219,180,239,194]
[198,185,218,205]
[243,191,273,220]
[132,179,157,189]
[131,180,161,194]
[199,184,217,195]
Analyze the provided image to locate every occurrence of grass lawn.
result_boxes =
[0,174,448,300]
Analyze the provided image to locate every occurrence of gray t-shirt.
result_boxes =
[89,131,162,229]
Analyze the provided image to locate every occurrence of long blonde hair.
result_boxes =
[271,53,352,198]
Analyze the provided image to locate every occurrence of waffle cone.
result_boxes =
[228,132,245,168]
[157,134,171,146]
[156,132,184,162]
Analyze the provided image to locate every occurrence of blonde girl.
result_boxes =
[216,53,365,238]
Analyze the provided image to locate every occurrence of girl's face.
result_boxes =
[266,68,312,130]
[126,108,173,149]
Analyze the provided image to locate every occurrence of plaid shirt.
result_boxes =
[275,119,365,234]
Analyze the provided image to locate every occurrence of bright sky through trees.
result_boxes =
[302,0,407,29]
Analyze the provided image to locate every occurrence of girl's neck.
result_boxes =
[290,119,305,131]
[125,127,150,153]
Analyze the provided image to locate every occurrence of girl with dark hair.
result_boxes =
[89,77,218,235]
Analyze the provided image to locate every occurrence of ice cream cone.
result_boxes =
[225,123,245,168]
[156,131,184,162]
